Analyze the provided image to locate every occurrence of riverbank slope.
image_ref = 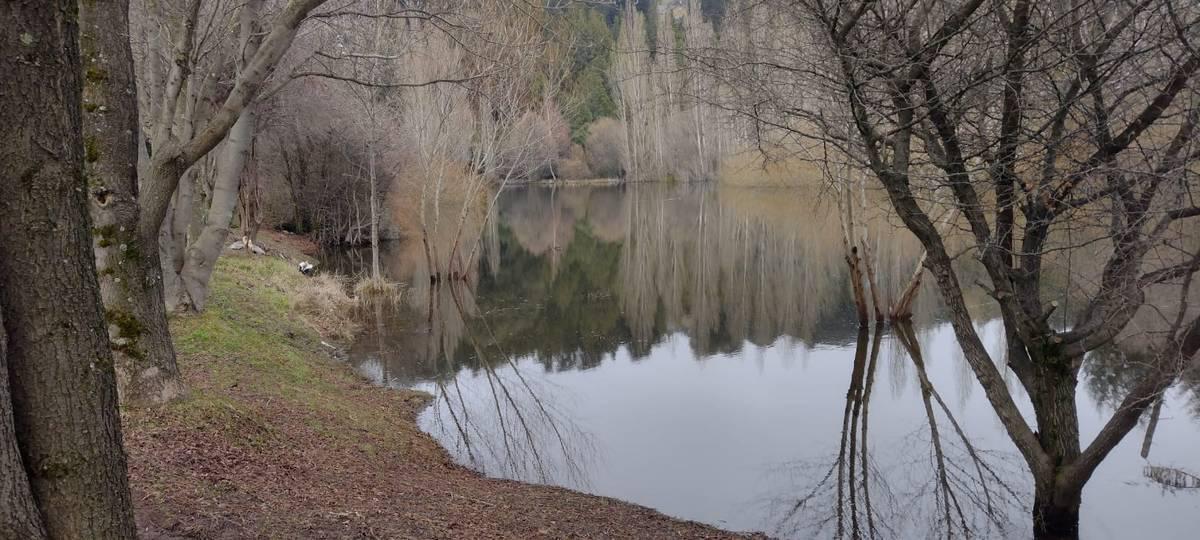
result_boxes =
[123,231,747,539]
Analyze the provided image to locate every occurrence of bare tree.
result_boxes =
[174,0,267,309]
[713,0,1200,536]
[140,0,330,312]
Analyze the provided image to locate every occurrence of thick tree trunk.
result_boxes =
[1034,316,1200,539]
[0,314,47,539]
[1031,365,1083,465]
[1032,492,1080,540]
[0,1,137,536]
[82,0,183,404]
[1029,363,1084,539]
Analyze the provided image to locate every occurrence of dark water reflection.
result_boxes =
[336,184,1200,538]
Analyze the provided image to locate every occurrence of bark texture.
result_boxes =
[83,0,183,403]
[0,313,46,540]
[0,1,137,537]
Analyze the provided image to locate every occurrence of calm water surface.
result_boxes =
[337,184,1200,539]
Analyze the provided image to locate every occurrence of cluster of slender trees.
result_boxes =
[607,0,752,181]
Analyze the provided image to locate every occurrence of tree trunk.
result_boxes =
[1032,492,1080,540]
[1140,395,1164,458]
[369,141,381,281]
[0,312,47,539]
[82,0,183,404]
[237,151,264,251]
[159,167,197,313]
[890,209,954,320]
[176,0,262,311]
[890,251,926,320]
[855,179,884,321]
[178,104,255,310]
[1031,366,1083,465]
[170,162,197,275]
[0,1,137,536]
[1030,362,1083,540]
[845,248,870,326]
[838,186,869,325]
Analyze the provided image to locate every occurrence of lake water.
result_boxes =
[337,184,1200,539]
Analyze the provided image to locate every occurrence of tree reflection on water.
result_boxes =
[767,324,1027,539]
[333,184,1199,538]
[354,279,598,488]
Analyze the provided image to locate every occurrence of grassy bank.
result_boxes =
[124,234,746,539]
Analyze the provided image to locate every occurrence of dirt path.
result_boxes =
[124,232,757,539]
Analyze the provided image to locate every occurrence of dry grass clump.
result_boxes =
[291,273,361,341]
[353,276,402,304]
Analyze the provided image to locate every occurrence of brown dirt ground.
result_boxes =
[124,231,759,539]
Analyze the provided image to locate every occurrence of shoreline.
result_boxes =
[509,177,624,187]
[124,230,758,539]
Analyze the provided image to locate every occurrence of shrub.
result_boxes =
[584,117,625,178]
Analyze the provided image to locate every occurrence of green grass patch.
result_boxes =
[147,254,427,451]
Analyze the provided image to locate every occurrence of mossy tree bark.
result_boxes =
[0,1,137,536]
[82,0,184,404]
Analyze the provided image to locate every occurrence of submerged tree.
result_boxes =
[0,0,136,535]
[714,0,1200,536]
